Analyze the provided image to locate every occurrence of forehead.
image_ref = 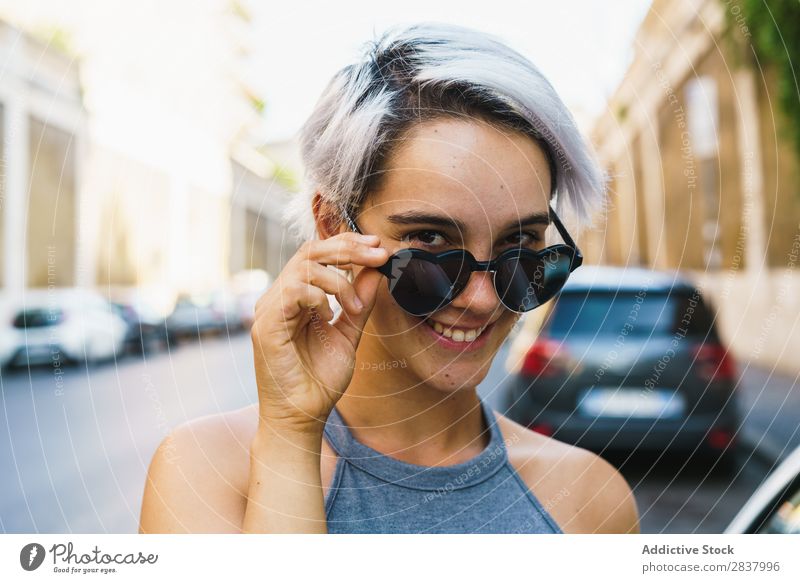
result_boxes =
[364,117,552,223]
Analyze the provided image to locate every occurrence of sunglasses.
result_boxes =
[342,205,583,317]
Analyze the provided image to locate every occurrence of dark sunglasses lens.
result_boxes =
[495,249,573,312]
[386,251,469,316]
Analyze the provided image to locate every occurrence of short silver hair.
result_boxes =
[285,21,607,242]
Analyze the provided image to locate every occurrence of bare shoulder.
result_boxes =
[494,412,640,534]
[139,404,259,533]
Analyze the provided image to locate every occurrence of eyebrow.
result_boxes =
[385,210,551,232]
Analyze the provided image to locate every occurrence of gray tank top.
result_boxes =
[322,398,563,533]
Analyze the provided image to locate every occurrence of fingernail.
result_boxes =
[354,296,364,311]
[367,247,385,256]
[359,234,380,243]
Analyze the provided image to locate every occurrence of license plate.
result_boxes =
[577,387,685,419]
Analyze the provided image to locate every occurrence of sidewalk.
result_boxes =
[736,364,800,466]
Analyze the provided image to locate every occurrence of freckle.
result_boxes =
[500,184,504,189]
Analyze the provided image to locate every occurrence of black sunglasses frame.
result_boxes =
[342,204,584,314]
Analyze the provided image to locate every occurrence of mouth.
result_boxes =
[419,316,495,350]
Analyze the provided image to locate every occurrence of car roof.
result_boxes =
[561,265,697,294]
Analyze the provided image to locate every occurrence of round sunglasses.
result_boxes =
[342,206,583,317]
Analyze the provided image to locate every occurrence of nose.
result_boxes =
[448,269,501,316]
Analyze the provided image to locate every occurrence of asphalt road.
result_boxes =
[0,332,794,533]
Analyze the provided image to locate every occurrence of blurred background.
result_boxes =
[0,0,798,534]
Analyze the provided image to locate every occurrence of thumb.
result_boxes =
[333,266,383,349]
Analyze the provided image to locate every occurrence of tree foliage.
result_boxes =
[729,0,800,159]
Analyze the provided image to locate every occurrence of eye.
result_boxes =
[402,230,449,247]
[504,231,542,247]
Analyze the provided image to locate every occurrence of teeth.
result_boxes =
[424,319,488,342]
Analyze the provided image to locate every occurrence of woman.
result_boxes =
[140,22,640,534]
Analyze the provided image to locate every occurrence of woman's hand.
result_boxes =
[250,232,388,432]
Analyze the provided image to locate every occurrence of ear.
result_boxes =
[312,192,345,240]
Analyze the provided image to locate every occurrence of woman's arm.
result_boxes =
[242,230,385,533]
[581,453,640,534]
[139,415,251,534]
[556,448,641,534]
[242,420,328,533]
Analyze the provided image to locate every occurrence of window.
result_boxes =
[685,75,722,270]
[545,290,717,338]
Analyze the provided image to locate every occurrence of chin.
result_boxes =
[423,359,496,393]
[393,308,513,391]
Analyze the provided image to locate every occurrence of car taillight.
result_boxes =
[706,428,735,449]
[528,422,554,436]
[521,337,569,377]
[692,343,736,383]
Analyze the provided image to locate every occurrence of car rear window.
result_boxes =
[12,308,64,328]
[544,290,717,338]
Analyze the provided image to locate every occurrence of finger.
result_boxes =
[332,266,383,349]
[295,260,363,315]
[275,280,332,323]
[303,233,389,269]
[252,281,332,351]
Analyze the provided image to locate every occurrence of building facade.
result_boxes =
[229,143,299,279]
[0,8,294,314]
[0,21,87,294]
[590,0,800,374]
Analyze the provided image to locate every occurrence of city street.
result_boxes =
[0,332,795,534]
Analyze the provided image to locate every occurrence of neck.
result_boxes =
[334,335,490,466]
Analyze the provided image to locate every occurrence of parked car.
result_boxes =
[1,288,128,368]
[163,271,273,344]
[165,291,237,342]
[725,444,800,533]
[0,295,18,369]
[209,287,245,333]
[502,265,739,464]
[109,295,169,355]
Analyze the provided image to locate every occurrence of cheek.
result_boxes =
[368,287,434,357]
[494,314,519,340]
[367,280,518,366]
[370,283,415,335]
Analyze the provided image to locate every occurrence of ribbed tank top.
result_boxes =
[322,398,563,534]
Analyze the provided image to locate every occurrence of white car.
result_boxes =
[0,288,128,369]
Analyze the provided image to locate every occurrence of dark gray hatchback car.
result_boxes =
[502,265,739,460]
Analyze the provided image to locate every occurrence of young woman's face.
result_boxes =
[353,117,554,393]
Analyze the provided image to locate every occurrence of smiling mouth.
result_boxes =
[422,317,491,343]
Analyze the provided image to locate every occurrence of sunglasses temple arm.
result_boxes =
[342,209,395,276]
[549,206,584,269]
[342,209,363,235]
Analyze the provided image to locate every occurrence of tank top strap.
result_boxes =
[322,398,507,491]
